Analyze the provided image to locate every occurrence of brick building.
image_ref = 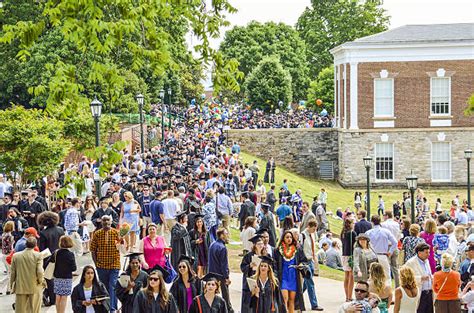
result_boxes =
[331,23,474,186]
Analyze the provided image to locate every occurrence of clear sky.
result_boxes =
[197,0,474,88]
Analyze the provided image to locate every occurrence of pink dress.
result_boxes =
[143,235,166,269]
[419,231,436,273]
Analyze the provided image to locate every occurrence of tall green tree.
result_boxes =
[297,0,389,77]
[307,66,334,112]
[0,0,241,116]
[219,21,309,100]
[0,106,70,186]
[244,57,292,112]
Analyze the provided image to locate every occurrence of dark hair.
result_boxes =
[358,210,366,218]
[80,265,100,286]
[71,198,81,206]
[278,230,297,248]
[194,216,206,234]
[415,243,430,253]
[37,211,60,227]
[307,220,317,228]
[282,216,294,231]
[216,227,227,239]
[356,281,369,289]
[178,260,197,281]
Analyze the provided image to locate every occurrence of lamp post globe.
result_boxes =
[363,155,373,218]
[465,148,472,208]
[406,170,418,223]
[90,97,102,147]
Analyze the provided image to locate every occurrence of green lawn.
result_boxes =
[238,150,468,235]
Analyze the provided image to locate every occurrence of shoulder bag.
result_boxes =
[44,250,58,280]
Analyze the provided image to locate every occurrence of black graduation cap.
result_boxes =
[202,272,223,282]
[124,252,143,261]
[194,213,204,219]
[20,190,29,195]
[178,255,195,265]
[176,211,187,221]
[255,228,269,235]
[259,255,274,266]
[99,196,111,202]
[248,234,263,244]
[121,173,128,177]
[3,192,12,198]
[261,203,271,210]
[150,264,170,281]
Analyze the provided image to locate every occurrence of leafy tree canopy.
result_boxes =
[219,21,309,100]
[307,66,334,112]
[297,0,389,77]
[244,57,292,112]
[0,106,70,185]
[0,0,241,116]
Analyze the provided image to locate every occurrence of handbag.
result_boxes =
[44,251,58,280]
[164,255,178,284]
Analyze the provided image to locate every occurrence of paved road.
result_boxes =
[0,253,348,312]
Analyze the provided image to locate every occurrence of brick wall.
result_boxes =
[356,60,474,129]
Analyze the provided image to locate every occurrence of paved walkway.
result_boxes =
[0,253,351,312]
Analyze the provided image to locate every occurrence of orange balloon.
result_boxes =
[316,99,323,106]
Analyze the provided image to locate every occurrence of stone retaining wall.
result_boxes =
[227,128,339,179]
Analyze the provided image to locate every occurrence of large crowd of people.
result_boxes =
[0,104,472,313]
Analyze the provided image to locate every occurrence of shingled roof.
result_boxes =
[338,23,474,48]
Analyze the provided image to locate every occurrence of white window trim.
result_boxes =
[374,143,395,182]
[373,78,394,118]
[430,77,451,116]
[430,142,452,182]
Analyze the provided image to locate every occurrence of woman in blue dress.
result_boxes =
[274,230,306,313]
[121,191,141,252]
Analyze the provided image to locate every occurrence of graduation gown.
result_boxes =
[115,270,148,313]
[71,282,110,313]
[132,290,178,313]
[170,222,193,270]
[238,200,255,231]
[259,213,277,247]
[240,252,258,313]
[189,229,211,272]
[189,294,228,313]
[92,207,119,229]
[169,276,202,313]
[249,279,287,313]
[274,247,307,312]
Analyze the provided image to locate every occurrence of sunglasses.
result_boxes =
[178,265,187,269]
[355,289,368,293]
[149,277,159,282]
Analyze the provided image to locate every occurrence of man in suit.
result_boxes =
[10,237,44,313]
[354,210,372,235]
[238,192,255,231]
[405,243,434,313]
[300,201,316,233]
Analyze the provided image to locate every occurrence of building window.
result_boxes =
[432,142,451,181]
[375,143,394,180]
[430,77,450,115]
[374,78,394,117]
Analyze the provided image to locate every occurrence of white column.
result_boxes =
[343,63,347,129]
[349,62,359,129]
[336,65,341,128]
[334,65,338,128]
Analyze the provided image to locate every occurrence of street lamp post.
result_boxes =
[159,89,165,144]
[136,94,145,153]
[465,149,472,208]
[363,155,373,218]
[90,97,102,197]
[406,170,418,224]
[168,87,172,129]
